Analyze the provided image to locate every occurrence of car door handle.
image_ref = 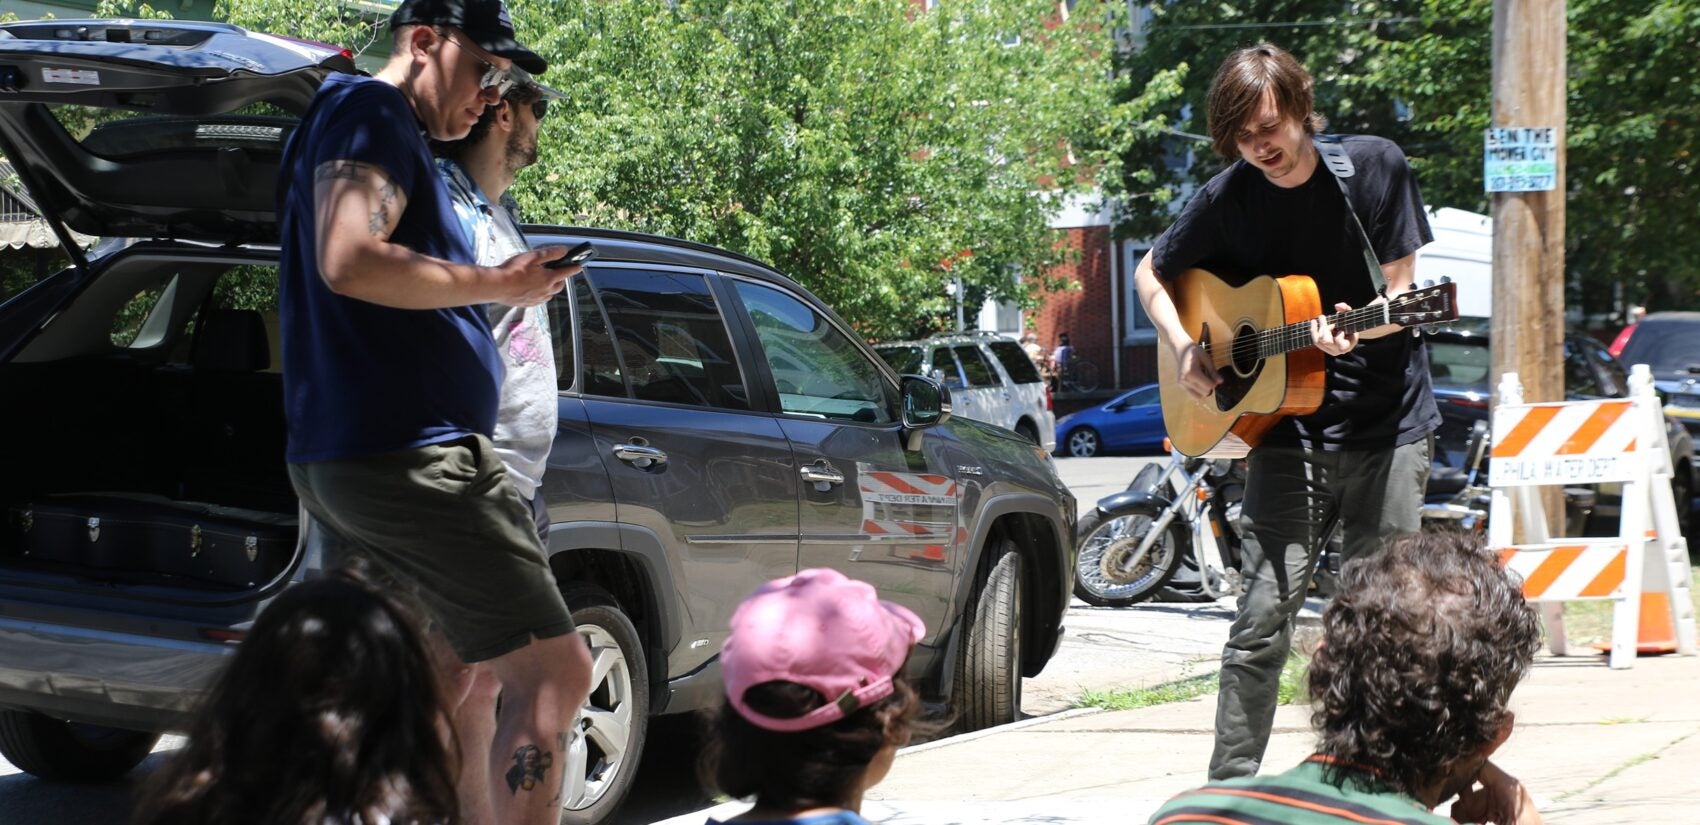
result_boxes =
[799,461,845,490]
[612,441,667,469]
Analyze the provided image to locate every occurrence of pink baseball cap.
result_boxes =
[720,568,926,733]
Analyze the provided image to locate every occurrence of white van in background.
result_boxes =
[1416,207,1492,319]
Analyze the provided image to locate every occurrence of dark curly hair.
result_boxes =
[1306,530,1542,796]
[699,672,931,811]
[1206,42,1329,160]
[132,572,458,825]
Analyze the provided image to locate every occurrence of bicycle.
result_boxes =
[1055,356,1100,393]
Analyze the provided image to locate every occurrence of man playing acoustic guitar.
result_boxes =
[1131,42,1440,781]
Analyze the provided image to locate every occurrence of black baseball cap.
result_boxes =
[390,0,546,75]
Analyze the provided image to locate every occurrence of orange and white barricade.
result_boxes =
[1487,366,1697,669]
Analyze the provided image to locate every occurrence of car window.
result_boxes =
[1427,339,1491,387]
[732,280,894,424]
[588,268,749,410]
[931,346,964,388]
[877,345,925,375]
[1120,386,1159,406]
[1563,339,1602,396]
[572,275,625,397]
[954,345,998,387]
[110,274,177,349]
[987,340,1042,384]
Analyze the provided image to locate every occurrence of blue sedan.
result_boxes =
[1054,383,1168,457]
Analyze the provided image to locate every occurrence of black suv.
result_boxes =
[0,20,1074,824]
[1426,319,1695,534]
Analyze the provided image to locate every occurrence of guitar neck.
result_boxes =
[1257,304,1394,358]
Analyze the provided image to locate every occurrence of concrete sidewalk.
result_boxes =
[664,649,1700,824]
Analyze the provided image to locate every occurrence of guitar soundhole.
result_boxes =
[1213,323,1263,412]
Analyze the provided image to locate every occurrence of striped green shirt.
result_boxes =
[1149,756,1452,825]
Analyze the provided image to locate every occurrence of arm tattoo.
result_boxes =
[313,160,369,184]
[313,161,401,240]
[504,744,554,794]
[368,178,400,238]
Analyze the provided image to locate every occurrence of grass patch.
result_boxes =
[1074,672,1218,711]
[1597,716,1650,726]
[1072,647,1313,712]
[1563,565,1698,645]
[1277,647,1311,706]
[1555,730,1694,802]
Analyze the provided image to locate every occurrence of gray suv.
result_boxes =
[0,19,1074,824]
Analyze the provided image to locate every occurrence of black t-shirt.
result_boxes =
[1150,134,1440,450]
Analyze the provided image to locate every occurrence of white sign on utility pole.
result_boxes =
[1484,127,1558,192]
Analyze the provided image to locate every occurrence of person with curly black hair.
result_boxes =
[1149,530,1546,825]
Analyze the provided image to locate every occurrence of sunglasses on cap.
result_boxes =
[439,30,515,96]
[529,99,549,121]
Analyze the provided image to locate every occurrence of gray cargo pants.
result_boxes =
[1207,435,1431,780]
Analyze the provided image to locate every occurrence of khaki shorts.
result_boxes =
[289,434,575,663]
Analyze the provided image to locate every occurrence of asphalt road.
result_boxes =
[0,455,1178,825]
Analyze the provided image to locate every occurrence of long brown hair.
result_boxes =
[132,573,459,825]
[1206,42,1328,159]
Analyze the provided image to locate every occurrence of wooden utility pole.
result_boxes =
[1491,0,1566,534]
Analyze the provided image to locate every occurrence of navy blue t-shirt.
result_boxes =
[278,74,502,463]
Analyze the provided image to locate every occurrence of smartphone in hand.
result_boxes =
[544,241,597,270]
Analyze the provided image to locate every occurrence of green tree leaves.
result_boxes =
[501,0,1155,338]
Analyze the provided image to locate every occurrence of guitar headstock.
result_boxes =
[1388,280,1458,328]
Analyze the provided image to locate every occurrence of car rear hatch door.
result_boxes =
[0,19,356,265]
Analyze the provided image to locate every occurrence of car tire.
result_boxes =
[953,538,1023,731]
[1015,420,1042,446]
[1072,504,1188,608]
[1065,427,1101,458]
[558,586,650,825]
[0,711,159,782]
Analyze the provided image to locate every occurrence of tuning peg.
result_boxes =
[1440,275,1452,284]
[1421,279,1434,289]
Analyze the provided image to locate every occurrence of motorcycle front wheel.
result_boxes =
[1072,503,1189,607]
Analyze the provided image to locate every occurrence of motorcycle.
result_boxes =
[1421,419,1596,538]
[1072,448,1248,607]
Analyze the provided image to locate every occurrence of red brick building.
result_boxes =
[1016,197,1160,408]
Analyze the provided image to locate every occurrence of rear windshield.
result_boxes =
[987,340,1042,383]
[1621,321,1700,373]
[876,345,924,375]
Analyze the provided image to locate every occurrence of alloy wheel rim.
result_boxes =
[1069,430,1098,456]
[562,622,635,812]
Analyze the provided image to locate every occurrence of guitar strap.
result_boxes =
[1313,135,1388,297]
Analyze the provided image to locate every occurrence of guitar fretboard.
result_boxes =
[1208,302,1396,365]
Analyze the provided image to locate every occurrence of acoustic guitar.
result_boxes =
[1158,268,1458,457]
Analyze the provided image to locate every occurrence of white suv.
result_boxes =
[876,333,1056,452]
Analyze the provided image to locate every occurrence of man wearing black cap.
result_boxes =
[276,2,591,824]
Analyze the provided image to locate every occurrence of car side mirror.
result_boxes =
[900,374,952,451]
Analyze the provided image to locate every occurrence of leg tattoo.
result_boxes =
[504,744,554,794]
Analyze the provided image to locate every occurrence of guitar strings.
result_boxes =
[1201,302,1399,369]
